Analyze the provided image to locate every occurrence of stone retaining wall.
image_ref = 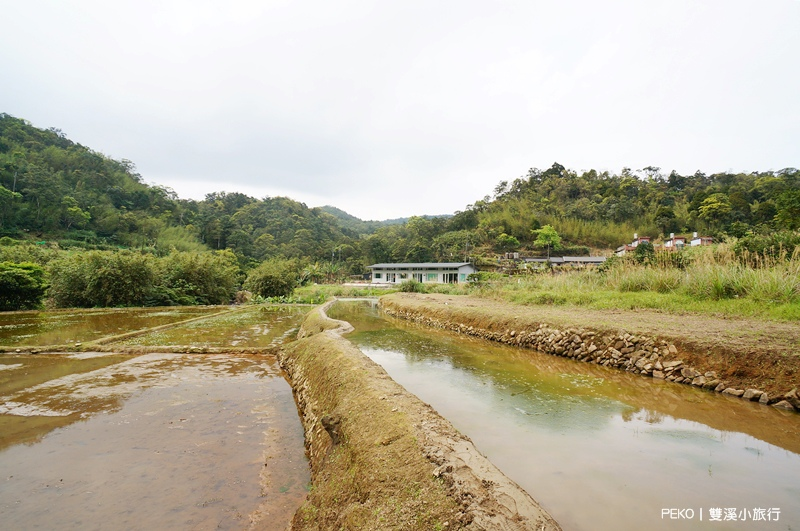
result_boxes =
[380,302,800,413]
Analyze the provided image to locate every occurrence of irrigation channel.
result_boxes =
[0,306,310,530]
[327,299,800,531]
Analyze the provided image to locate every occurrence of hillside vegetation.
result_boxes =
[1,113,798,312]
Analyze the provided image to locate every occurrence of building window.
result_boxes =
[400,273,408,279]
[459,274,466,282]
[413,273,423,282]
[374,273,382,279]
[426,273,437,281]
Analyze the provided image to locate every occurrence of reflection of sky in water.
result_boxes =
[0,307,223,346]
[333,300,800,531]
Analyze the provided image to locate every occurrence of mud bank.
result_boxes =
[380,293,800,413]
[277,302,560,531]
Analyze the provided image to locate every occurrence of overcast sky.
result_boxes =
[2,1,798,220]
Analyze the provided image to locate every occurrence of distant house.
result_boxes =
[368,262,477,284]
[690,235,713,246]
[615,235,652,256]
[663,234,687,250]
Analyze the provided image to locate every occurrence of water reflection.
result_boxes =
[112,305,306,348]
[329,300,800,531]
[0,353,308,530]
[0,307,224,346]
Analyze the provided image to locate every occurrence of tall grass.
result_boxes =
[484,243,800,320]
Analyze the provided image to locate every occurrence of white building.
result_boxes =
[368,262,477,284]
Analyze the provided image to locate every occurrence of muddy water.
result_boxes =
[0,306,224,346]
[0,306,311,530]
[329,300,800,531]
[113,305,307,348]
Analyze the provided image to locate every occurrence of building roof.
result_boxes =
[368,262,473,269]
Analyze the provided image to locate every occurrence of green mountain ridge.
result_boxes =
[2,113,798,276]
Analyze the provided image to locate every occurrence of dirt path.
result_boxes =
[380,293,800,400]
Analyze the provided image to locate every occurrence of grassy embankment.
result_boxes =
[279,304,561,530]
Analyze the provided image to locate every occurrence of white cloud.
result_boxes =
[1,0,798,220]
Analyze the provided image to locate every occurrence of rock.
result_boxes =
[668,344,678,355]
[759,393,769,404]
[772,400,796,411]
[321,414,343,445]
[587,344,597,354]
[784,389,800,409]
[742,389,763,401]
[652,370,665,379]
[714,383,726,393]
[691,376,706,387]
[681,367,699,379]
[702,380,720,390]
[662,360,683,369]
[722,388,745,397]
[654,361,663,370]
[704,371,717,379]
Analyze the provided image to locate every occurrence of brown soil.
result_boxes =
[380,293,800,398]
[278,303,560,530]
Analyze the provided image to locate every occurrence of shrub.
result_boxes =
[734,231,800,261]
[48,250,157,307]
[0,262,48,310]
[399,279,426,293]
[244,258,298,298]
[156,250,240,305]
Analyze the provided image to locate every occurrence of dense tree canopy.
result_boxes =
[1,114,797,309]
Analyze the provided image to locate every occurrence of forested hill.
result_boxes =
[319,205,451,234]
[0,114,367,264]
[2,114,798,276]
[459,162,800,249]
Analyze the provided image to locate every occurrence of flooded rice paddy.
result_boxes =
[0,306,224,347]
[0,306,310,530]
[115,306,307,348]
[329,300,800,531]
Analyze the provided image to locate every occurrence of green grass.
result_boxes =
[291,284,399,304]
[476,245,800,321]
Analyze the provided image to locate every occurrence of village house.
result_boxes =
[368,262,477,284]
[615,234,652,256]
[616,232,713,255]
[690,232,714,246]
[663,233,687,250]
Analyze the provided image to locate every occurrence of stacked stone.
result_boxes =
[381,305,799,413]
